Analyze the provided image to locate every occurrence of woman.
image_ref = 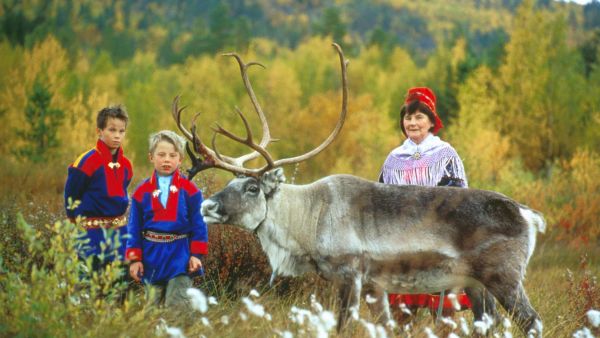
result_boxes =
[379,87,471,320]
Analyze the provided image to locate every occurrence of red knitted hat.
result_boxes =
[404,87,444,134]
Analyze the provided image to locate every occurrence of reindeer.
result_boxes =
[172,44,545,336]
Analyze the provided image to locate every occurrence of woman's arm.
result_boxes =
[438,158,468,188]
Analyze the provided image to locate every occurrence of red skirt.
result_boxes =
[389,292,472,311]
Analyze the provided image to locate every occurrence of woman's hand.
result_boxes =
[188,256,203,273]
[129,261,144,282]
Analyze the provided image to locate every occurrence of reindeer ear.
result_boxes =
[260,168,286,196]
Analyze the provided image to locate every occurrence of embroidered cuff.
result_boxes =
[126,248,142,261]
[190,241,208,255]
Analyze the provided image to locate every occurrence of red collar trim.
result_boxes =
[96,139,123,163]
[149,169,181,221]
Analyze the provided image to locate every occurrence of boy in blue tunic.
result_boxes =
[126,130,208,307]
[64,105,133,270]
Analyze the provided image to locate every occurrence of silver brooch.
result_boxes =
[412,152,421,160]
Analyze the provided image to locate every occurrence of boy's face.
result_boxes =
[150,140,182,176]
[97,117,127,152]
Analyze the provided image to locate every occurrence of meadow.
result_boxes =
[0,160,598,338]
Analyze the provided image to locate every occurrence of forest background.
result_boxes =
[0,0,599,337]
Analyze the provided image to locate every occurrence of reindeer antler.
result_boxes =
[174,43,349,178]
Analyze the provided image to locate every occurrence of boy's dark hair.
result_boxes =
[399,100,436,136]
[96,105,129,129]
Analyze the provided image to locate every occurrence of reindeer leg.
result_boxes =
[336,276,362,333]
[465,287,499,324]
[487,282,542,337]
[362,283,392,328]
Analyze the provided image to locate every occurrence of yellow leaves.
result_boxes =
[447,66,510,188]
[113,1,125,32]
[62,90,110,157]
[24,35,68,91]
[287,92,396,181]
[0,35,71,159]
[450,38,467,70]
[261,59,302,117]
[567,149,600,196]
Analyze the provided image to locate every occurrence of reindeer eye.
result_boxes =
[247,185,259,194]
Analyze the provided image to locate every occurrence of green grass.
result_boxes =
[1,214,598,338]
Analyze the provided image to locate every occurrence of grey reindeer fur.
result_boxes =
[201,168,545,336]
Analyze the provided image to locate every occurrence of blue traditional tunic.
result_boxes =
[125,170,208,284]
[64,139,133,260]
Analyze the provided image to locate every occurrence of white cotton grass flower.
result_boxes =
[474,313,494,335]
[474,320,489,335]
[200,317,210,327]
[350,305,360,320]
[360,320,376,338]
[502,317,513,338]
[274,329,294,338]
[360,319,388,338]
[69,295,80,306]
[424,327,439,338]
[586,309,600,327]
[447,333,460,338]
[460,317,470,335]
[399,302,412,315]
[239,312,248,321]
[165,326,186,338]
[220,315,229,325]
[155,318,186,338]
[288,305,336,338]
[208,296,218,305]
[155,318,167,335]
[289,306,311,325]
[440,316,458,330]
[365,294,378,304]
[317,311,337,333]
[572,327,594,338]
[310,294,323,313]
[447,292,461,311]
[186,288,208,313]
[242,296,267,318]
[249,289,261,298]
[280,331,294,338]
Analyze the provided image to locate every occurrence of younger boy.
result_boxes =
[126,130,208,308]
[64,105,133,268]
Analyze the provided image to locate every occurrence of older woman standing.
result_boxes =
[379,87,471,320]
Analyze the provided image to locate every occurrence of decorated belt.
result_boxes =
[71,215,127,229]
[143,230,188,243]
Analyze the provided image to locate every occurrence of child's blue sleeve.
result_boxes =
[64,166,91,218]
[125,195,144,261]
[189,188,208,259]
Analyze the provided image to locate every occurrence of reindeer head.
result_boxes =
[172,43,348,229]
[201,168,286,231]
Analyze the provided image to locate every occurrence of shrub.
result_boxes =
[0,215,133,336]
